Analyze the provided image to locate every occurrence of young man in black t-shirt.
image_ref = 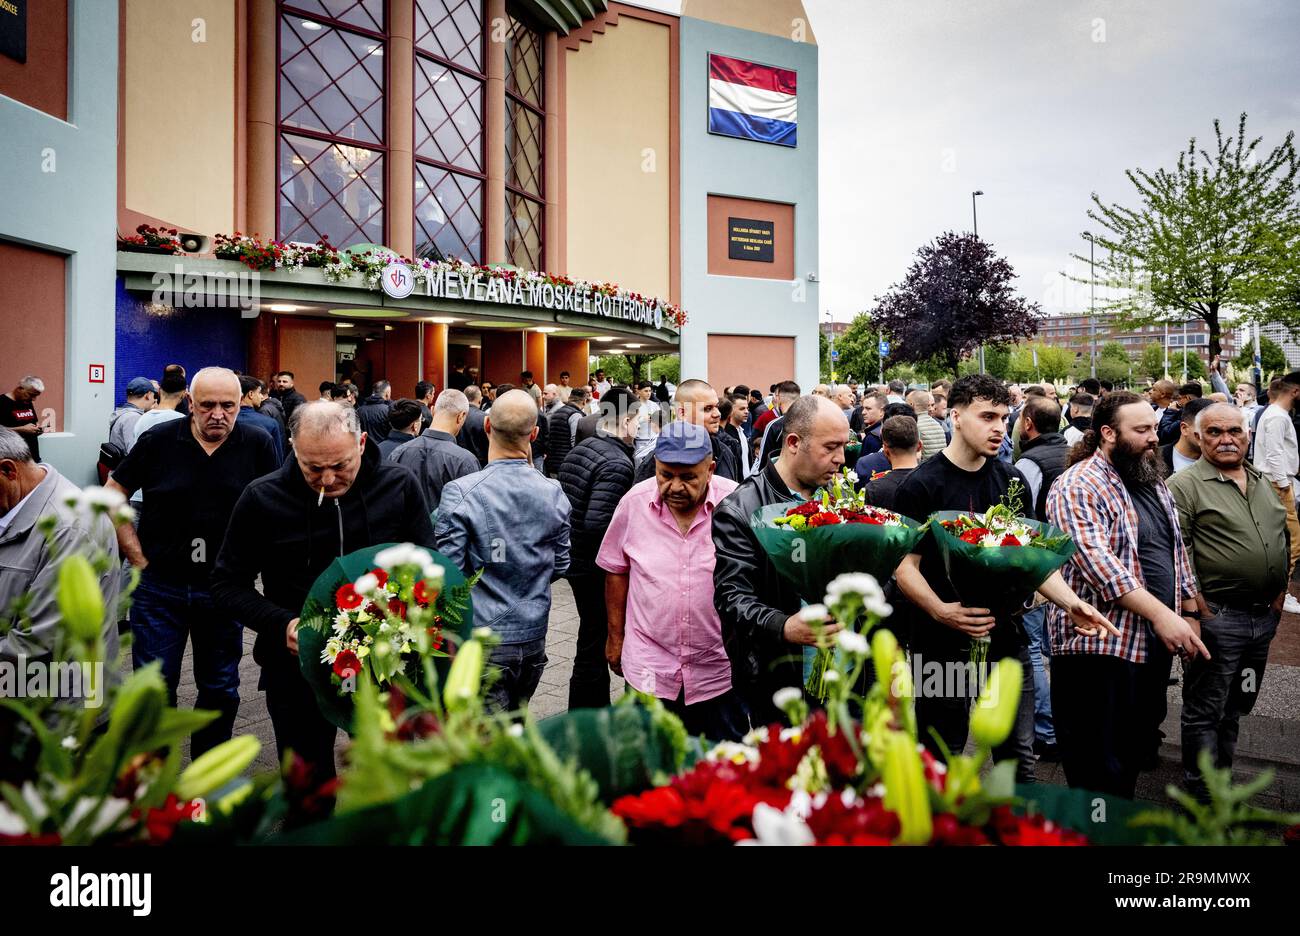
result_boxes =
[107,367,279,758]
[893,375,1114,781]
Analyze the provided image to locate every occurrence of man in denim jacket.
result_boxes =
[436,390,571,711]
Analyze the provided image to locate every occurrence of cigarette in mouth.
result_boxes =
[318,485,325,506]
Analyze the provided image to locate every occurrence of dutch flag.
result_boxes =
[707,53,797,148]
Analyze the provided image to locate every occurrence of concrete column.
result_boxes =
[543,30,560,272]
[526,330,547,382]
[246,0,277,239]
[387,1,415,256]
[422,322,448,392]
[247,311,276,382]
[483,0,507,264]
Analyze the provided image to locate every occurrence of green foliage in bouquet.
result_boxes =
[0,492,262,844]
[297,543,476,731]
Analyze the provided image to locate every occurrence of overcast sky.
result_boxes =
[643,0,1300,322]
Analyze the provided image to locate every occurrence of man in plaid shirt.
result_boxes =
[1046,391,1210,799]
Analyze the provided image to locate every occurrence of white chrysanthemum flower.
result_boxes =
[864,597,893,620]
[79,486,127,511]
[377,622,390,634]
[798,604,829,623]
[374,543,433,571]
[836,630,870,657]
[779,727,803,744]
[824,572,883,607]
[772,687,803,710]
[354,572,380,596]
[705,742,760,766]
[743,726,770,746]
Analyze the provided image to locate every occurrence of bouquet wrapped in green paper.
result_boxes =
[929,481,1076,665]
[750,468,926,698]
[297,543,478,731]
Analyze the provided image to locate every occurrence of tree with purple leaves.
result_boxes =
[871,231,1043,375]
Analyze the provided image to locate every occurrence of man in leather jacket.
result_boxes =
[712,395,849,725]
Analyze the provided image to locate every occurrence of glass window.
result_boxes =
[279,133,385,246]
[280,15,384,145]
[278,4,385,247]
[285,0,384,34]
[416,0,483,71]
[414,0,485,262]
[415,165,482,262]
[504,12,543,268]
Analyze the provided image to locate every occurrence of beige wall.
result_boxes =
[124,0,235,234]
[564,17,670,297]
[681,0,817,43]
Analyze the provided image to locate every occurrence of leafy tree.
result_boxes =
[1139,342,1168,381]
[1005,342,1073,383]
[592,353,679,386]
[819,329,831,380]
[1170,351,1207,382]
[872,231,1043,373]
[1234,335,1288,380]
[833,314,883,385]
[1079,114,1300,358]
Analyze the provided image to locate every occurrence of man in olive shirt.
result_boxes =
[1168,402,1289,799]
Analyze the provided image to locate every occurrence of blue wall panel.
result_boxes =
[114,278,248,403]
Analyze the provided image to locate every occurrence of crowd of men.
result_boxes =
[1,356,1294,801]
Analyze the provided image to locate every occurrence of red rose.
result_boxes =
[336,583,363,610]
[332,649,360,678]
[369,568,389,588]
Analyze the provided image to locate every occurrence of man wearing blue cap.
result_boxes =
[108,377,157,455]
[598,420,745,739]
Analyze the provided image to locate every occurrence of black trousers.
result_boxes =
[1136,631,1174,766]
[567,571,611,709]
[911,621,1036,783]
[1052,652,1145,798]
[262,662,338,784]
[663,687,749,742]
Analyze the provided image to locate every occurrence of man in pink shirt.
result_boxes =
[597,421,746,740]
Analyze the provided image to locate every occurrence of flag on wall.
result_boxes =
[707,53,797,147]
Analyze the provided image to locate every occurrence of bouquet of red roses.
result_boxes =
[929,480,1076,665]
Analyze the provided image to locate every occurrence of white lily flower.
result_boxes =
[737,803,815,846]
[824,572,884,607]
[65,796,132,838]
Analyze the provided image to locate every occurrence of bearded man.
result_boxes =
[1045,391,1210,798]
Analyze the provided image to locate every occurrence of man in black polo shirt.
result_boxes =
[107,367,279,757]
[893,375,1114,782]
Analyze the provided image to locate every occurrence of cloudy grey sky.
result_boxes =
[801,0,1300,321]
[643,0,1300,322]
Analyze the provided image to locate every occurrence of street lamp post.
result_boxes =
[973,190,985,373]
[1083,231,1096,380]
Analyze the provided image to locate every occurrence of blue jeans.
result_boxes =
[484,637,548,713]
[130,570,243,757]
[1022,604,1055,744]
